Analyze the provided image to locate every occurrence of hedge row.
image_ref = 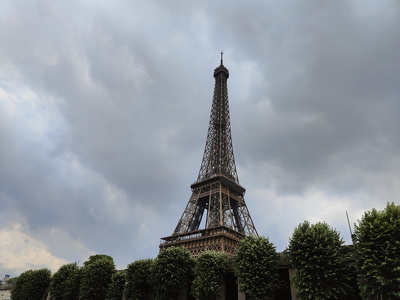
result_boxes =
[11,202,399,300]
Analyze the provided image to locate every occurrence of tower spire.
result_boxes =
[160,56,258,257]
[196,54,238,184]
[220,50,224,65]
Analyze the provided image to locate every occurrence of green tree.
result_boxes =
[234,235,280,300]
[62,266,83,300]
[354,202,400,299]
[83,254,114,267]
[287,221,355,299]
[151,247,193,300]
[125,259,154,300]
[48,263,78,299]
[6,276,17,285]
[79,255,116,300]
[107,270,125,300]
[10,272,27,300]
[191,251,228,300]
[11,268,51,300]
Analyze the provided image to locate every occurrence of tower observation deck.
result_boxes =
[160,54,258,257]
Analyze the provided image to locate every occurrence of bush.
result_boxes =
[151,247,193,299]
[11,268,51,300]
[107,270,125,300]
[125,259,154,300]
[234,236,280,300]
[354,202,400,299]
[287,221,355,299]
[48,263,78,299]
[191,251,228,300]
[62,266,83,300]
[79,255,116,300]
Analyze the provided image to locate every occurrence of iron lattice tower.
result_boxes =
[160,54,258,257]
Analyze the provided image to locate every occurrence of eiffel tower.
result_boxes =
[160,53,258,257]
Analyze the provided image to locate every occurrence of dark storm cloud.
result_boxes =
[232,1,400,195]
[1,0,400,274]
[0,0,216,271]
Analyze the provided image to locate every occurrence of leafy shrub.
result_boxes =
[62,266,83,300]
[354,202,400,299]
[11,268,51,300]
[235,236,280,300]
[79,255,116,300]
[48,263,78,299]
[151,247,193,299]
[191,250,228,300]
[107,270,126,300]
[125,259,154,300]
[287,221,355,299]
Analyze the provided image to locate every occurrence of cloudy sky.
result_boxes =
[1,0,400,276]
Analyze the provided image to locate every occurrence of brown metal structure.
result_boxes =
[160,54,258,257]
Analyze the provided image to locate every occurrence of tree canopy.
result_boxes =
[125,259,154,300]
[62,266,83,300]
[151,247,193,300]
[235,235,280,300]
[354,202,400,299]
[79,255,116,300]
[107,270,126,300]
[48,262,78,299]
[287,221,356,299]
[191,250,228,300]
[11,268,51,300]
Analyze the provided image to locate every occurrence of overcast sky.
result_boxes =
[1,0,400,276]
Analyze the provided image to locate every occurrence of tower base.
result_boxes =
[160,226,245,257]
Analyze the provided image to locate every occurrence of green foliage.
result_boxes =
[79,256,116,300]
[191,251,228,300]
[48,263,78,299]
[354,202,400,299]
[287,221,355,300]
[10,274,22,300]
[151,247,193,300]
[107,270,126,300]
[11,268,51,300]
[62,266,83,300]
[6,277,17,284]
[125,259,154,300]
[84,254,114,267]
[234,235,280,300]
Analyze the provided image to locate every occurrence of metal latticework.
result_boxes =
[160,56,258,257]
[197,63,238,183]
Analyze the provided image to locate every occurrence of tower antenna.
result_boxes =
[220,51,224,65]
[346,210,353,236]
[346,210,356,245]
